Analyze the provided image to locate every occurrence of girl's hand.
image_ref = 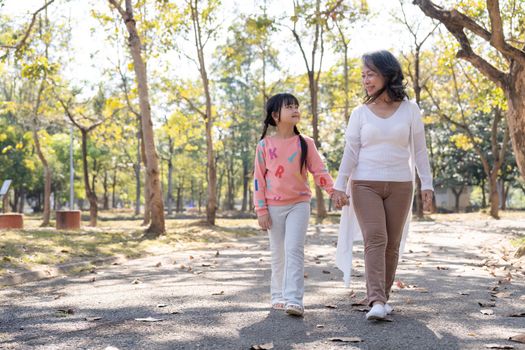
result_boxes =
[422,190,434,213]
[332,190,349,209]
[258,214,272,230]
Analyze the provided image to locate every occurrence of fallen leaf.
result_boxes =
[212,291,224,296]
[459,292,470,296]
[467,333,477,337]
[304,273,308,278]
[354,308,368,312]
[325,304,338,309]
[201,263,211,267]
[155,262,162,267]
[481,309,494,315]
[494,292,513,298]
[85,316,102,321]
[55,309,74,317]
[348,290,356,298]
[484,344,514,349]
[414,287,429,293]
[508,312,525,317]
[509,333,525,343]
[180,264,186,269]
[131,279,141,284]
[329,337,363,343]
[189,255,194,260]
[351,298,368,306]
[478,302,496,307]
[135,317,162,322]
[316,324,325,328]
[322,270,331,274]
[436,266,449,270]
[396,280,406,289]
[157,304,168,308]
[250,342,273,350]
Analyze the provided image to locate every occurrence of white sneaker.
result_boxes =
[384,303,393,315]
[366,304,386,320]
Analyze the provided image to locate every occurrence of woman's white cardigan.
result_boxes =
[334,100,433,287]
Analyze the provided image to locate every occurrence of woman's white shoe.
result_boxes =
[366,304,387,320]
[384,303,393,315]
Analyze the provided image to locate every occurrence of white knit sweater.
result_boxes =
[334,99,433,191]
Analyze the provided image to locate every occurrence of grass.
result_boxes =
[0,210,261,277]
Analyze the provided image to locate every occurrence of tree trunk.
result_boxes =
[112,166,117,209]
[103,170,109,210]
[481,177,487,208]
[505,67,525,181]
[140,129,151,226]
[451,186,464,213]
[167,157,174,216]
[134,132,141,215]
[33,127,52,226]
[110,0,165,237]
[241,159,248,212]
[489,173,499,219]
[308,71,327,219]
[80,130,98,226]
[502,183,510,210]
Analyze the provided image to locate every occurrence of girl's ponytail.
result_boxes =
[294,126,308,174]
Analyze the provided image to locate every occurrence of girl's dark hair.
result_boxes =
[260,93,308,173]
[362,50,408,104]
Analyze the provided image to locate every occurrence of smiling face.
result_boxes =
[361,64,386,97]
[273,100,301,126]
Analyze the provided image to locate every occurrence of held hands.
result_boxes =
[422,190,434,213]
[258,214,272,230]
[332,190,350,210]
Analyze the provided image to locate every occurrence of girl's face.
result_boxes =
[361,65,385,96]
[274,101,301,126]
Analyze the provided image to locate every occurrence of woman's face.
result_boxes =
[361,65,385,96]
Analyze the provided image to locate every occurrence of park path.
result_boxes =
[0,216,524,350]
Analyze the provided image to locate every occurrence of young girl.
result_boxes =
[332,50,434,321]
[253,93,334,317]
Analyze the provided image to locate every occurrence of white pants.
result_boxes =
[267,201,310,307]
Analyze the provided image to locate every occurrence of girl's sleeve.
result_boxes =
[334,110,361,192]
[412,105,434,191]
[307,139,334,195]
[253,141,268,217]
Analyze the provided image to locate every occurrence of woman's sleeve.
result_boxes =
[306,140,334,195]
[412,106,434,191]
[253,141,268,216]
[334,110,361,192]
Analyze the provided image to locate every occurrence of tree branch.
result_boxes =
[413,0,521,86]
[1,0,56,53]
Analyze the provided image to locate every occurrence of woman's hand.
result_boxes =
[258,214,272,230]
[422,190,434,213]
[332,190,350,209]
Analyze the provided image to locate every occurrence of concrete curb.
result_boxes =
[0,255,126,287]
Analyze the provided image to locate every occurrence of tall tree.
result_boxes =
[289,0,337,219]
[414,0,525,183]
[108,0,165,236]
[396,0,439,217]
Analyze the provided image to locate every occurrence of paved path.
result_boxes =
[1,217,524,349]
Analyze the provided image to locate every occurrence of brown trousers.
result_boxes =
[351,180,413,305]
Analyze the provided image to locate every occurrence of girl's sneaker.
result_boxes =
[285,304,304,317]
[366,304,386,320]
[271,302,285,310]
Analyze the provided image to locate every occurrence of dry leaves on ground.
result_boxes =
[250,342,273,349]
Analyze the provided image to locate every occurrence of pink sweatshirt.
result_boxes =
[253,135,334,217]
